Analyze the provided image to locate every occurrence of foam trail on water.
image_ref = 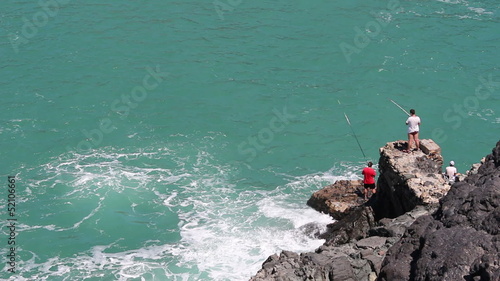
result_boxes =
[1,242,202,281]
[9,137,366,280]
[169,162,364,280]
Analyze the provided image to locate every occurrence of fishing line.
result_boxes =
[338,100,367,159]
[340,110,366,160]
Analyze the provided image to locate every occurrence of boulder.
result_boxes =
[306,180,365,220]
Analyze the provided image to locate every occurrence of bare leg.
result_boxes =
[407,133,415,150]
[414,132,420,150]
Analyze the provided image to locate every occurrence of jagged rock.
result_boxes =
[249,250,358,281]
[374,139,449,220]
[466,157,485,177]
[356,237,387,249]
[419,139,442,157]
[307,139,447,222]
[250,139,499,281]
[307,180,365,220]
[320,206,377,246]
[378,140,500,280]
[298,222,328,239]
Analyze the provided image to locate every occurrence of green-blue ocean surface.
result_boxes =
[1,0,499,280]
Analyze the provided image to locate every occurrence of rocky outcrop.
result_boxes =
[306,180,365,221]
[378,141,500,280]
[250,139,449,280]
[250,139,500,281]
[306,139,449,221]
[250,205,437,281]
[373,139,449,220]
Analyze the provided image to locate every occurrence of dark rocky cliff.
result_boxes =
[379,141,500,280]
[250,139,500,281]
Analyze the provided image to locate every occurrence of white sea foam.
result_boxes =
[431,0,493,20]
[14,142,365,280]
[435,0,465,4]
[467,7,493,15]
[1,242,200,281]
[167,161,364,280]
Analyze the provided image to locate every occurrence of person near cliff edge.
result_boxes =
[362,161,376,200]
[405,109,421,152]
[445,161,459,184]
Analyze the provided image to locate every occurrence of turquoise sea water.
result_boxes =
[1,0,499,280]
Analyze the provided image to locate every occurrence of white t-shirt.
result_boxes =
[406,116,421,133]
[446,166,457,179]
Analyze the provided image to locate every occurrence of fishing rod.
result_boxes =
[389,99,410,116]
[343,112,367,159]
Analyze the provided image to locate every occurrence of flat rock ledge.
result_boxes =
[306,180,365,221]
[250,139,499,281]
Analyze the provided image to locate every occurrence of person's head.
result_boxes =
[450,161,455,166]
[367,161,373,167]
[410,109,416,115]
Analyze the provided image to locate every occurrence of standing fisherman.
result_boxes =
[405,109,421,151]
[362,162,376,200]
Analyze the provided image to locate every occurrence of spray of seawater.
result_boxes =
[2,139,367,281]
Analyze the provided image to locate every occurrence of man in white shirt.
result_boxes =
[405,109,421,151]
[445,161,458,184]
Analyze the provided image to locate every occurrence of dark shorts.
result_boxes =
[364,183,376,189]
